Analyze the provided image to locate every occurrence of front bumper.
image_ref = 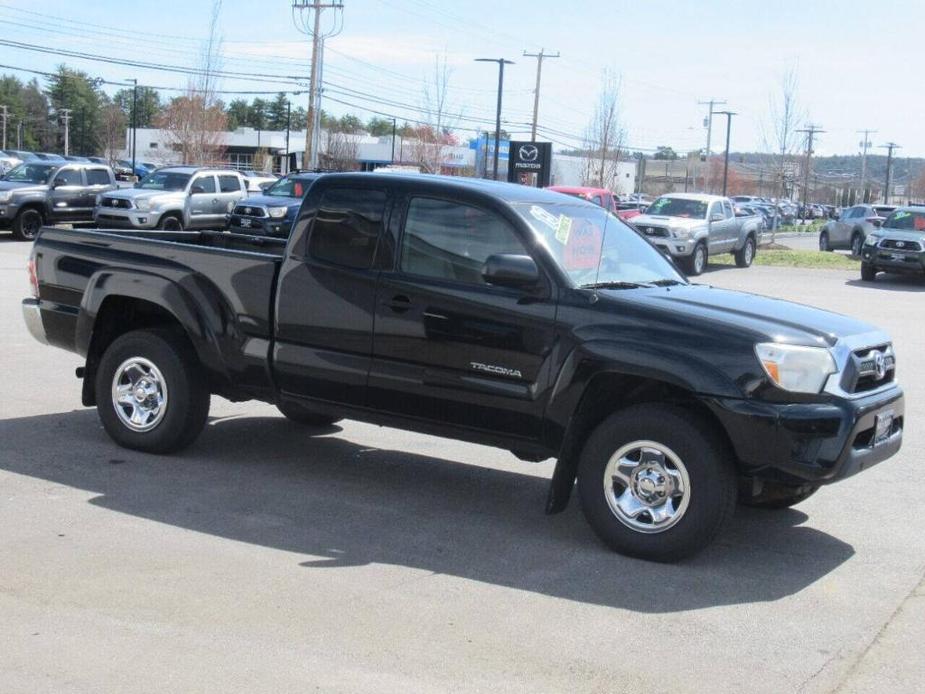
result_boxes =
[94,208,163,229]
[651,240,695,257]
[861,245,925,274]
[710,386,904,485]
[228,214,292,238]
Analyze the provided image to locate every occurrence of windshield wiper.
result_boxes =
[649,279,685,286]
[579,281,653,290]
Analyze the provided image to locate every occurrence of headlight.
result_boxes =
[755,343,837,394]
[864,234,880,246]
[267,206,288,219]
[0,190,11,203]
[670,226,691,239]
[135,198,151,212]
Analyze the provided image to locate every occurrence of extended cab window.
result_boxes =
[191,176,216,194]
[400,197,527,285]
[86,169,111,185]
[54,168,82,186]
[219,175,242,193]
[308,188,387,269]
[722,201,734,218]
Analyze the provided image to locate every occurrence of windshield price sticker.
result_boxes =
[563,223,603,270]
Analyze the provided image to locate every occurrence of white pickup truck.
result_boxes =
[629,193,763,275]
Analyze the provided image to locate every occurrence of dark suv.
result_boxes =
[0,161,116,240]
[227,172,320,237]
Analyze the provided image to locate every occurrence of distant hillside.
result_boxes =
[733,152,924,183]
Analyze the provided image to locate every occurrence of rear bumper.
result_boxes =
[709,386,904,485]
[21,298,48,345]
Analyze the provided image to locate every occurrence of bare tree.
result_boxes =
[101,102,126,162]
[581,71,626,189]
[416,53,460,173]
[320,122,360,171]
[766,68,806,198]
[157,0,228,164]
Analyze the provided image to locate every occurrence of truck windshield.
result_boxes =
[514,202,687,288]
[884,210,925,232]
[647,197,708,219]
[137,171,192,191]
[264,176,313,198]
[2,163,56,183]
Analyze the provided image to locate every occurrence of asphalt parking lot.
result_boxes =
[1,236,923,693]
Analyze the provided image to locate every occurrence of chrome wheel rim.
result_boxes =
[744,240,754,264]
[694,246,706,274]
[111,357,168,432]
[603,440,691,534]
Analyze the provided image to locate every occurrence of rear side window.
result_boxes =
[219,175,242,193]
[308,188,387,269]
[722,201,734,218]
[400,197,527,285]
[86,169,111,185]
[54,168,82,186]
[191,175,216,194]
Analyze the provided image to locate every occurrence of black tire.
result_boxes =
[734,235,756,268]
[12,207,43,241]
[850,232,863,257]
[158,213,183,231]
[95,328,210,453]
[683,242,708,277]
[576,404,737,562]
[860,262,877,282]
[277,402,341,427]
[739,480,819,509]
[819,231,832,252]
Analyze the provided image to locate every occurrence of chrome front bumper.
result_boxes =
[22,298,48,344]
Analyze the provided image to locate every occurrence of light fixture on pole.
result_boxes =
[475,57,514,180]
[714,110,736,196]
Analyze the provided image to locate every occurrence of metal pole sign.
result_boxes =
[507,141,552,187]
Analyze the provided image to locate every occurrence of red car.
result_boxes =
[546,186,640,221]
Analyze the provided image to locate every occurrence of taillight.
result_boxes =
[27,253,39,298]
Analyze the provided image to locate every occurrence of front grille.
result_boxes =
[849,345,895,393]
[233,205,266,218]
[101,197,133,209]
[880,239,922,251]
[639,225,669,238]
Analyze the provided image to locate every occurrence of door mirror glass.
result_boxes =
[482,254,539,289]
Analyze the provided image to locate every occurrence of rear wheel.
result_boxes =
[277,402,340,427]
[12,207,43,241]
[860,262,877,282]
[684,242,708,276]
[819,231,831,252]
[576,404,737,561]
[850,232,863,257]
[158,214,183,231]
[95,329,210,453]
[734,235,756,268]
[739,480,819,509]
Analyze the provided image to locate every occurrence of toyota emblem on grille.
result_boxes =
[874,351,887,380]
[518,145,538,162]
[645,227,654,235]
[245,207,252,215]
[897,241,905,248]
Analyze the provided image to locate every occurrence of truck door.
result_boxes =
[188,174,218,229]
[217,174,245,221]
[368,195,558,440]
[48,167,85,221]
[707,200,728,252]
[85,167,115,217]
[273,185,389,407]
[722,199,737,249]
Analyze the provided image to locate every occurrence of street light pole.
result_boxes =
[127,78,138,174]
[714,111,736,196]
[475,57,514,180]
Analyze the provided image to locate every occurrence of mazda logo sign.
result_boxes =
[518,145,538,162]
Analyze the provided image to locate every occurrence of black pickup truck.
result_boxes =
[22,173,904,561]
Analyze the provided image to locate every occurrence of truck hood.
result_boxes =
[103,187,184,202]
[236,194,300,209]
[878,229,925,244]
[604,284,877,347]
[0,181,48,194]
[631,214,707,229]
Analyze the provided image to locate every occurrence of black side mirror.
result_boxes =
[482,254,539,289]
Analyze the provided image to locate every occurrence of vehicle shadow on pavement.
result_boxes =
[0,409,855,613]
[846,276,925,292]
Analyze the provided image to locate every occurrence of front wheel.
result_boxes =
[819,231,831,252]
[739,480,819,509]
[95,329,210,453]
[12,207,43,241]
[860,262,877,282]
[683,242,708,276]
[576,404,737,562]
[734,236,756,268]
[851,232,863,257]
[158,213,183,231]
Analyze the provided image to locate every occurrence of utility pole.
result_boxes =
[475,57,514,180]
[698,98,726,192]
[715,111,736,196]
[522,48,559,142]
[292,0,344,170]
[390,117,396,164]
[796,124,824,221]
[881,142,901,204]
[0,104,7,149]
[857,129,876,202]
[284,100,291,173]
[127,78,138,174]
[60,109,72,156]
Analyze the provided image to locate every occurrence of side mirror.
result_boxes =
[710,212,724,222]
[190,185,205,195]
[482,254,539,289]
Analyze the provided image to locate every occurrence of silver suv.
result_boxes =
[819,204,896,256]
[94,166,247,231]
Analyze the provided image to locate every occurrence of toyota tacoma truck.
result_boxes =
[22,173,904,561]
[630,193,763,275]
[228,172,320,237]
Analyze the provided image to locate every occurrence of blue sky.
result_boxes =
[1,0,922,157]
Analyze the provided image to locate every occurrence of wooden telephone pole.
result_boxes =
[522,49,559,142]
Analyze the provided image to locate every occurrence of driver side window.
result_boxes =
[54,168,82,187]
[191,175,216,194]
[710,202,724,219]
